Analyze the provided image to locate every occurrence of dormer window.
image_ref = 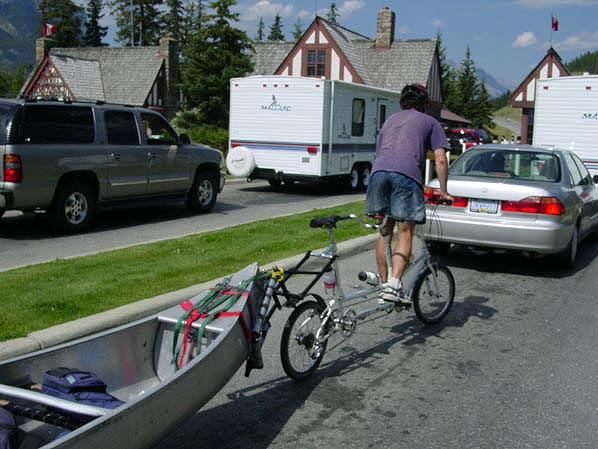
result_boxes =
[306,49,326,77]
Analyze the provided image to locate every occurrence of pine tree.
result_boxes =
[256,17,264,41]
[267,14,284,41]
[180,0,253,128]
[470,81,493,128]
[0,69,8,97]
[83,0,108,46]
[165,0,183,40]
[180,0,204,44]
[39,0,84,47]
[567,50,598,75]
[292,17,303,41]
[326,3,339,23]
[110,0,164,46]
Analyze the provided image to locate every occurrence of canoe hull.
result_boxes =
[0,263,262,448]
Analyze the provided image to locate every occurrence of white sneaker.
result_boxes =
[378,284,410,305]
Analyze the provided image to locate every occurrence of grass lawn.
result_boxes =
[0,201,367,341]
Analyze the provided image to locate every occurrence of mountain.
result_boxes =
[0,0,38,68]
[476,67,513,98]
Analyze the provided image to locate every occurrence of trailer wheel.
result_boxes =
[348,165,361,191]
[360,164,372,189]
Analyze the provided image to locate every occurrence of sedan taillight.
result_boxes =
[424,187,467,207]
[501,196,565,215]
[3,154,22,183]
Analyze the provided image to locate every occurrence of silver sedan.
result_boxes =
[424,144,598,268]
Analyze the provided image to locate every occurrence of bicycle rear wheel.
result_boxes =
[412,264,455,325]
[280,301,328,380]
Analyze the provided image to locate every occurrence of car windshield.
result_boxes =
[449,149,560,182]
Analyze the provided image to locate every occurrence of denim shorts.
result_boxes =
[366,171,425,223]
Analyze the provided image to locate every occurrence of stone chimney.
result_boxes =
[159,35,180,118]
[376,7,395,49]
[35,37,54,64]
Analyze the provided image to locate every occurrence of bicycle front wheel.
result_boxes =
[412,265,455,325]
[280,301,328,380]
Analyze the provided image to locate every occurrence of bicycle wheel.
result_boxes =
[280,301,328,380]
[412,264,455,325]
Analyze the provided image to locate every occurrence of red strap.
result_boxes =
[178,308,201,369]
[218,311,252,340]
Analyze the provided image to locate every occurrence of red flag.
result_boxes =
[551,15,559,31]
[43,22,56,37]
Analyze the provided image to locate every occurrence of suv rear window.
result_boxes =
[0,104,13,145]
[18,105,95,144]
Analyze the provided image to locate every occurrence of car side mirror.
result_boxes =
[179,133,191,145]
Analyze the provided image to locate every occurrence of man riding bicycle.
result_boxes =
[366,83,452,305]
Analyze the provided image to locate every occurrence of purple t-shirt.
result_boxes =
[371,109,448,186]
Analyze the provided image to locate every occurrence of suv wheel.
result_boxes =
[187,169,217,213]
[51,181,96,232]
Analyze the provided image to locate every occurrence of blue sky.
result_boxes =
[231,0,598,88]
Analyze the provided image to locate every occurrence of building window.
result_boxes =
[307,49,326,77]
[352,98,365,136]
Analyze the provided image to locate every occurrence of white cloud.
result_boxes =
[241,1,295,22]
[432,19,444,29]
[512,31,538,47]
[338,0,366,16]
[553,31,598,51]
[512,0,598,7]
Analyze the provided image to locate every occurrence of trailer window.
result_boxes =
[352,98,365,136]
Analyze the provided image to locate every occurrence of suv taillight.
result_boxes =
[4,154,22,183]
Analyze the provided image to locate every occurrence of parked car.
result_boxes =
[0,98,225,232]
[446,128,480,155]
[424,144,598,268]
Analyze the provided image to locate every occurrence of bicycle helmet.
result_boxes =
[400,83,429,103]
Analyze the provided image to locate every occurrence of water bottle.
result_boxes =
[358,271,380,286]
[323,271,337,297]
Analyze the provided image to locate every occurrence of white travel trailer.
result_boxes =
[227,76,402,189]
[533,75,598,176]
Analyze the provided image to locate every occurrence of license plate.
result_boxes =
[469,198,498,214]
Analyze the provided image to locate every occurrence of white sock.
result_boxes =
[388,277,402,289]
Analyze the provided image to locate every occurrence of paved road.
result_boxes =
[154,238,598,449]
[0,179,364,271]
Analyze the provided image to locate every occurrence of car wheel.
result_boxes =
[187,169,217,213]
[556,226,578,269]
[51,181,96,232]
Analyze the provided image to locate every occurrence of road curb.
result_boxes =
[0,234,376,360]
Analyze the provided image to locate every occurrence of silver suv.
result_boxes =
[0,99,224,232]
